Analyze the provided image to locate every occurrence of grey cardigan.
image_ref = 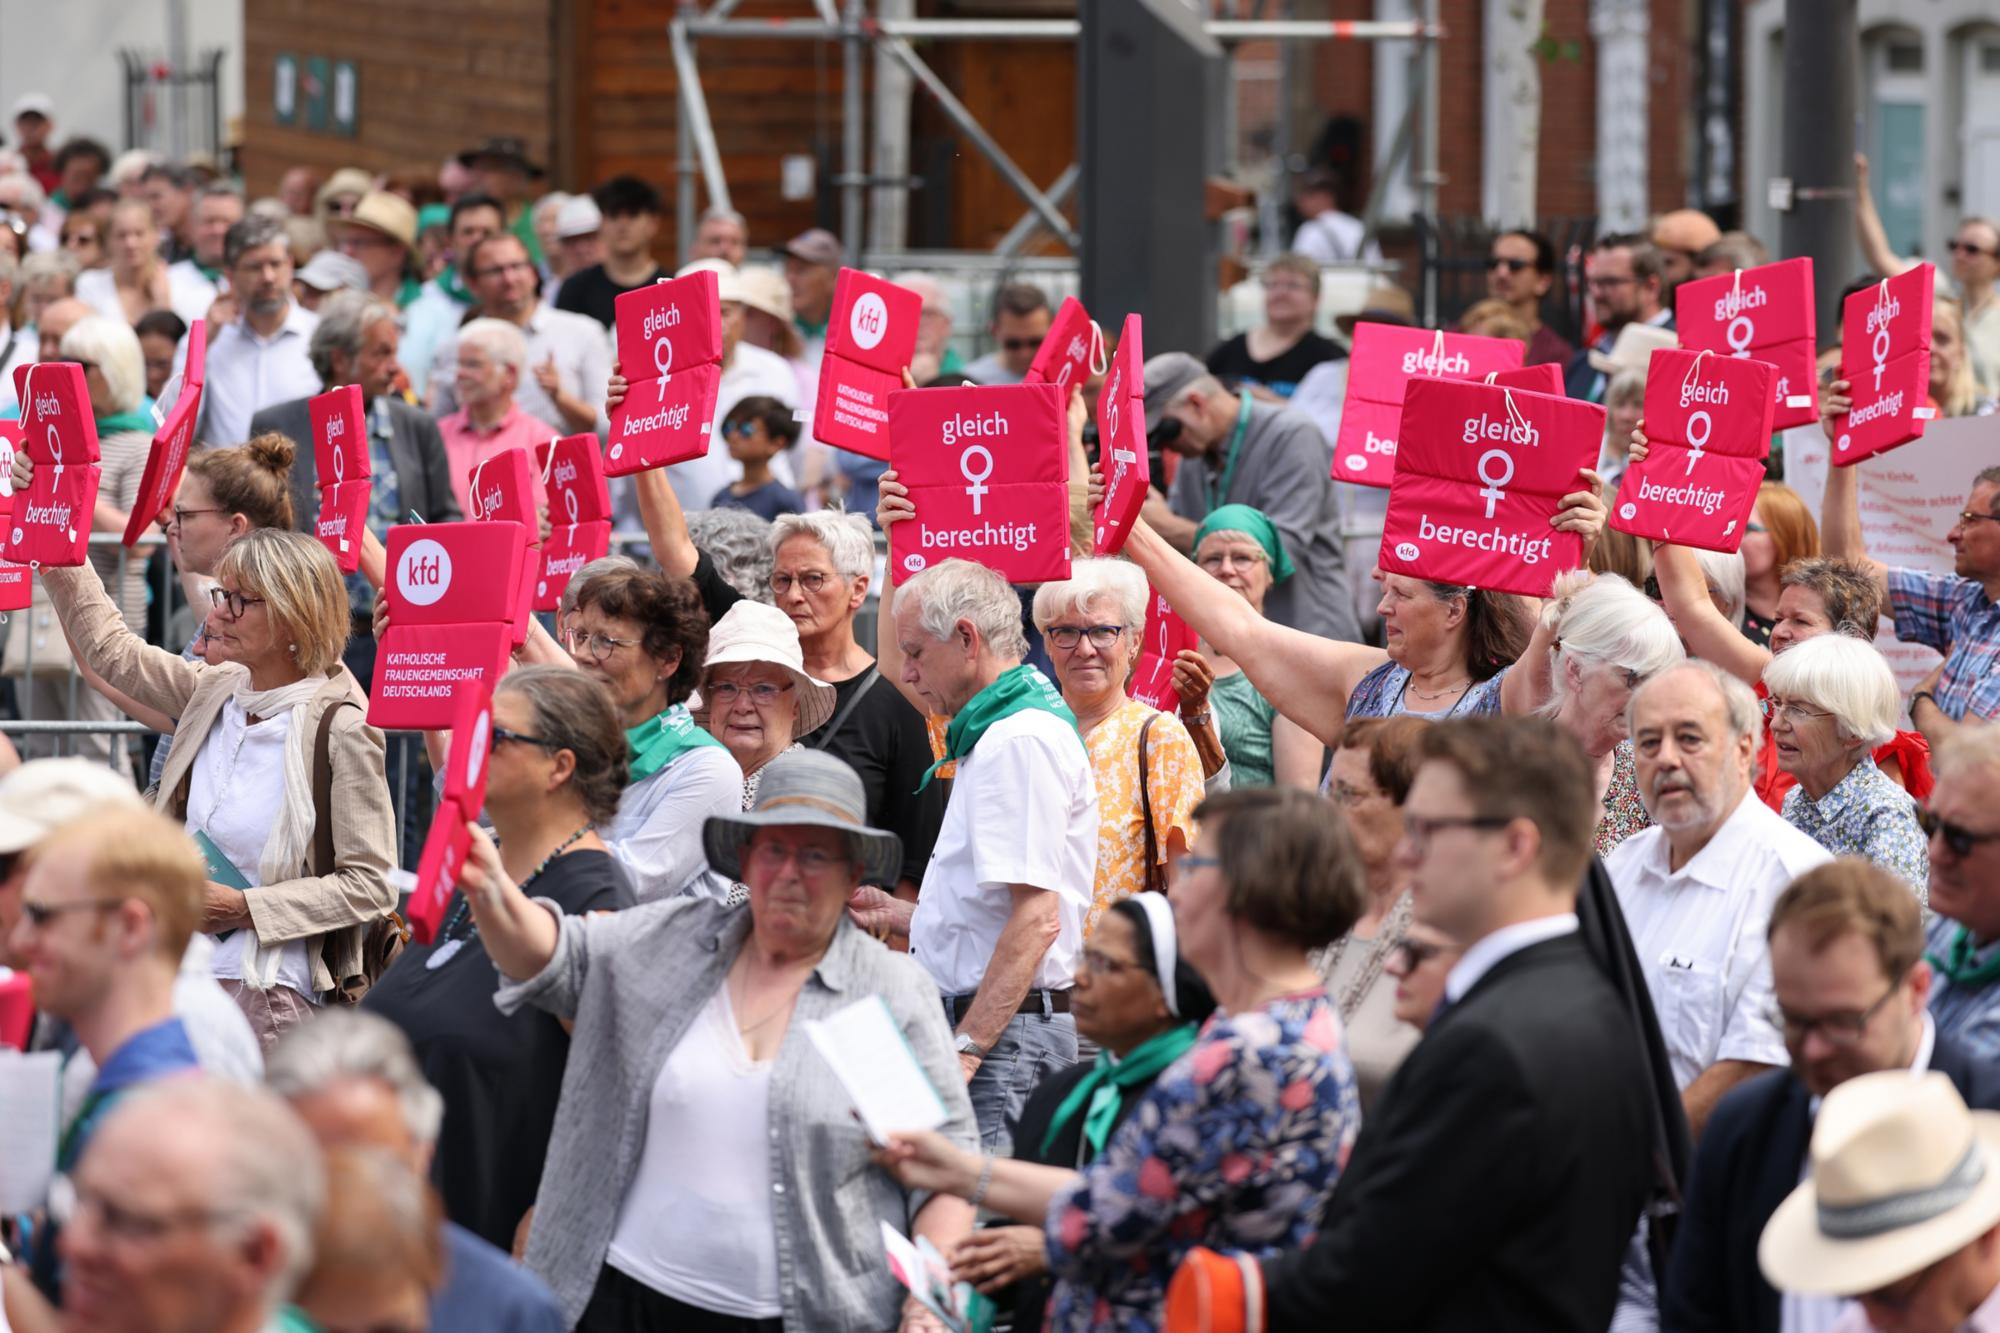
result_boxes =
[496,895,979,1330]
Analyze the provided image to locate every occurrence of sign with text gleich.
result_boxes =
[1608,347,1776,553]
[10,362,100,468]
[1128,585,1194,712]
[408,680,494,945]
[369,522,529,729]
[813,268,922,461]
[1377,377,1602,598]
[309,381,371,572]
[1025,296,1106,402]
[1333,324,1526,488]
[124,318,206,548]
[1092,314,1148,557]
[1832,263,1937,466]
[1676,257,1821,431]
[533,433,613,612]
[465,447,543,646]
[608,270,724,476]
[887,380,1070,586]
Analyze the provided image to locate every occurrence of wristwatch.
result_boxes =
[1911,690,1937,714]
[954,1033,988,1059]
[1181,708,1213,727]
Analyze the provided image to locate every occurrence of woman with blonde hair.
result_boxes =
[1929,296,1994,418]
[74,198,173,324]
[42,528,396,1042]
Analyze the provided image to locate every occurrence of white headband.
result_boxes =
[1130,891,1181,1018]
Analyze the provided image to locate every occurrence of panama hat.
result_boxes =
[702,749,902,886]
[697,601,838,737]
[1759,1070,2000,1298]
[0,758,145,855]
[327,190,417,252]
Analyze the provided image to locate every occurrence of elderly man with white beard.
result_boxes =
[1602,660,1831,1333]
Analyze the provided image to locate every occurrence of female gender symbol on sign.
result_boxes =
[564,486,579,528]
[654,336,675,403]
[1476,449,1515,518]
[1683,410,1713,474]
[331,434,345,485]
[959,444,993,515]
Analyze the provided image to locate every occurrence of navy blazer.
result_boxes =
[1660,1029,1994,1333]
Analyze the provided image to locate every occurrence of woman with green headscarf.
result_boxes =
[944,893,1217,1328]
[1191,505,1324,788]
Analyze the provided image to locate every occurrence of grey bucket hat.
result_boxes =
[702,749,902,886]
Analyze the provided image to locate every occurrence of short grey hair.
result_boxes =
[1694,547,1746,629]
[688,506,775,604]
[224,213,290,270]
[1628,658,1764,751]
[770,509,874,580]
[559,554,641,622]
[457,316,529,375]
[264,1009,447,1145]
[197,180,246,205]
[18,250,78,293]
[61,315,145,415]
[108,1077,326,1306]
[1605,367,1646,409]
[0,172,47,213]
[1541,570,1684,718]
[1936,725,2000,784]
[699,205,747,232]
[1760,632,1899,750]
[1031,557,1147,632]
[309,290,399,385]
[900,558,1029,661]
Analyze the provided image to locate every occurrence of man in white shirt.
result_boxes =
[886,558,1095,1151]
[1289,169,1383,267]
[164,182,240,325]
[430,232,610,439]
[195,214,321,446]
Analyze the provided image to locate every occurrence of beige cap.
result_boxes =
[0,758,146,855]
[328,190,417,251]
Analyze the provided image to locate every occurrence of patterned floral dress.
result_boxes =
[1082,699,1205,935]
[1595,740,1652,857]
[1041,992,1362,1332]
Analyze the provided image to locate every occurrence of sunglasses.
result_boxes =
[1917,807,2000,858]
[1947,238,1998,259]
[490,725,557,750]
[1000,337,1041,352]
[1484,256,1534,273]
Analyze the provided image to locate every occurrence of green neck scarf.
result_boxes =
[96,409,158,437]
[1928,926,2000,989]
[627,702,725,783]
[440,265,473,306]
[194,261,222,284]
[1041,1025,1199,1161]
[918,665,1076,790]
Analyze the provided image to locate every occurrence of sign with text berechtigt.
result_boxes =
[608,271,723,475]
[1832,264,1938,465]
[1608,347,1776,553]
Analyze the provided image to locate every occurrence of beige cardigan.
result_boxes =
[43,565,398,994]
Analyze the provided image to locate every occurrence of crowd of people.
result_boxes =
[2,85,2000,1333]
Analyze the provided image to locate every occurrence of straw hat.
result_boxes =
[701,749,902,886]
[0,758,144,854]
[315,168,373,214]
[1759,1070,2000,1298]
[328,190,417,252]
[698,601,838,737]
[736,266,804,357]
[1588,323,1679,376]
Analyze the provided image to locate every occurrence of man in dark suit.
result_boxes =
[1661,859,1996,1333]
[1250,718,1657,1331]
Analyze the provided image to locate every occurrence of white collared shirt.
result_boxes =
[910,708,1097,997]
[1444,913,1580,1005]
[192,302,322,446]
[1606,789,1831,1090]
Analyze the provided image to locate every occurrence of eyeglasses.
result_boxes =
[770,570,835,596]
[1760,696,1832,726]
[1769,977,1903,1047]
[562,626,641,662]
[1484,256,1534,273]
[206,587,265,617]
[1082,947,1146,979]
[490,725,557,750]
[1171,853,1219,880]
[50,1178,246,1248]
[1260,276,1315,293]
[1947,238,1998,259]
[1402,813,1512,854]
[706,679,794,707]
[747,839,849,876]
[171,506,225,527]
[475,260,536,279]
[1917,806,2000,858]
[19,897,127,929]
[1587,275,1637,291]
[1197,549,1268,573]
[1045,624,1126,651]
[1388,936,1450,971]
[1953,510,2000,528]
[1000,337,1042,352]
[1330,781,1382,808]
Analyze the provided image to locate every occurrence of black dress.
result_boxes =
[1001,1063,1154,1333]
[364,848,634,1249]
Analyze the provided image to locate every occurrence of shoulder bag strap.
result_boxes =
[808,665,882,752]
[312,699,359,877]
[1138,712,1160,895]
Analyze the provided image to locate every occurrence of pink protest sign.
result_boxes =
[0,489,27,613]
[406,803,471,945]
[613,270,723,393]
[123,318,206,547]
[466,446,543,531]
[310,383,369,485]
[1607,348,1776,552]
[813,269,922,459]
[887,381,1070,585]
[535,433,612,525]
[1485,363,1564,396]
[1333,324,1525,487]
[440,680,494,818]
[607,360,721,476]
[384,521,532,626]
[370,621,515,731]
[1833,265,1938,466]
[1,462,100,568]
[314,480,371,573]
[1025,297,1103,400]
[1093,314,1148,557]
[11,363,99,466]
[535,519,611,612]
[1676,257,1821,430]
[1128,586,1194,712]
[1377,378,1601,597]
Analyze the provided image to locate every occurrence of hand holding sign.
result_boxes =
[1128,587,1194,712]
[1093,314,1148,557]
[1832,263,1937,465]
[1608,347,1776,552]
[608,270,724,475]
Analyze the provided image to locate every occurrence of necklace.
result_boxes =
[427,822,594,969]
[728,948,824,1036]
[1405,676,1472,701]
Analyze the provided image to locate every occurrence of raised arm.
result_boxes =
[1654,542,1772,685]
[608,359,701,580]
[1123,517,1383,747]
[40,565,202,719]
[1815,381,1892,613]
[1853,154,1918,280]
[872,469,931,718]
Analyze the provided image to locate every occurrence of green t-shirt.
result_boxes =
[1210,668,1276,788]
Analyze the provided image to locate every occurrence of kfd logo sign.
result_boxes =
[397,538,453,606]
